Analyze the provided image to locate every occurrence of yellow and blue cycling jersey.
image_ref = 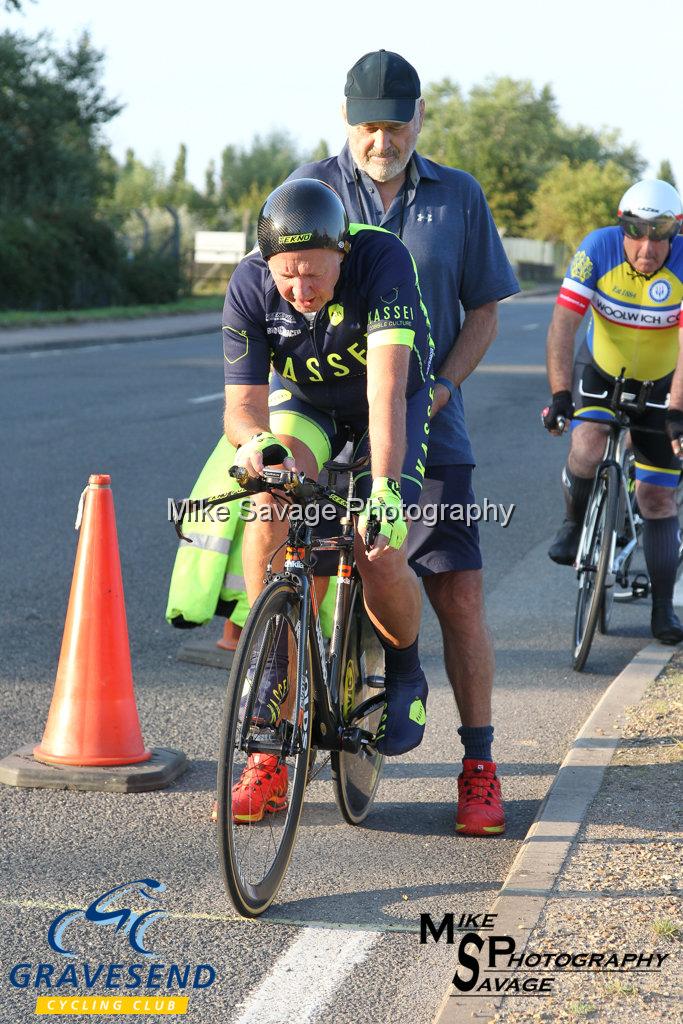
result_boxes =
[558,226,683,381]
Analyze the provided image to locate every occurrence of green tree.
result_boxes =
[0,30,132,309]
[172,142,187,185]
[419,76,644,234]
[525,158,631,251]
[0,30,122,214]
[108,148,167,215]
[165,141,198,207]
[557,125,644,179]
[219,131,300,221]
[420,77,559,232]
[204,159,217,203]
[309,139,330,161]
[657,159,678,190]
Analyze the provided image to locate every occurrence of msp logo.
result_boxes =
[570,250,594,283]
[48,879,166,957]
[649,279,672,302]
[419,914,670,998]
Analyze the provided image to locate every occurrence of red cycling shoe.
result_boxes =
[456,759,505,836]
[231,753,289,824]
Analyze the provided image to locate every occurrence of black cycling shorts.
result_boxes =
[572,348,680,488]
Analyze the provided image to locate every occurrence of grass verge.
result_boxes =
[0,295,224,328]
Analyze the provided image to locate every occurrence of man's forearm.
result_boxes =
[223,384,270,447]
[546,306,583,393]
[366,345,411,481]
[436,302,498,387]
[368,382,406,480]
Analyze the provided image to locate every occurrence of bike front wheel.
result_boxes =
[216,578,312,917]
[332,581,385,825]
[573,465,618,671]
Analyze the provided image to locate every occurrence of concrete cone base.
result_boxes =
[177,638,235,669]
[0,745,188,792]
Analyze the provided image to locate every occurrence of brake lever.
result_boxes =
[364,517,380,552]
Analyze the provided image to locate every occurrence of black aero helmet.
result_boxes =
[257,178,349,261]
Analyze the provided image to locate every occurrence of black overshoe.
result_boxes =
[548,520,581,566]
[651,599,683,644]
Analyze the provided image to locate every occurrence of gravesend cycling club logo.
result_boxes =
[419,913,670,997]
[7,878,217,1017]
[48,879,167,956]
[570,250,594,283]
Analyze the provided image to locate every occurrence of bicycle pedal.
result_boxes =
[631,574,650,599]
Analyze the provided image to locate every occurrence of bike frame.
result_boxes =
[574,372,661,596]
[576,428,638,588]
[174,462,384,763]
[277,476,384,758]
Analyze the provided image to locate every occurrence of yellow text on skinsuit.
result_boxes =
[35,995,189,1015]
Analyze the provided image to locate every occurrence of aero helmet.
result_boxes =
[257,178,350,261]
[618,179,683,241]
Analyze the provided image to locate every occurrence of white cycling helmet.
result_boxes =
[618,178,683,240]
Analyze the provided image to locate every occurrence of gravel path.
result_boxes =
[490,662,682,1023]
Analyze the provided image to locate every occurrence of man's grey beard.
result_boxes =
[352,146,411,183]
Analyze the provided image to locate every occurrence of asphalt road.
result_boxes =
[0,297,659,1024]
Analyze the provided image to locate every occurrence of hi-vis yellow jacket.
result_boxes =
[166,436,250,628]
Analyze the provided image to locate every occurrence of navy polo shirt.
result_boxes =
[288,144,520,466]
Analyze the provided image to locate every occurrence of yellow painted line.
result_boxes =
[0,897,420,933]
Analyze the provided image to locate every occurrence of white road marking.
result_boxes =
[522,322,540,330]
[188,391,224,404]
[25,343,124,358]
[233,927,377,1024]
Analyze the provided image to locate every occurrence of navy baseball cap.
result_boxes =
[344,50,421,125]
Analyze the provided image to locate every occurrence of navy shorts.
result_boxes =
[407,464,483,576]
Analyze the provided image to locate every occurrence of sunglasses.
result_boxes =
[620,214,681,242]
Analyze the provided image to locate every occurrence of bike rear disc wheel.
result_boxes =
[573,465,618,671]
[332,581,385,825]
[217,579,312,917]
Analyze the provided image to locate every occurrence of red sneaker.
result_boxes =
[231,754,289,824]
[456,759,505,836]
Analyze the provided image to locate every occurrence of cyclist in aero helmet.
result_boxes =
[257,177,350,260]
[543,178,683,643]
[222,177,436,821]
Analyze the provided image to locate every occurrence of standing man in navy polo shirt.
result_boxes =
[290,50,519,835]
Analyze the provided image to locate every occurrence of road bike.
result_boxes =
[174,453,386,916]
[570,372,679,671]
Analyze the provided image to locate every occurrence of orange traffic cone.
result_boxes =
[33,474,151,767]
[216,618,242,652]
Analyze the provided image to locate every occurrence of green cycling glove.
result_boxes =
[247,432,293,463]
[357,477,407,551]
